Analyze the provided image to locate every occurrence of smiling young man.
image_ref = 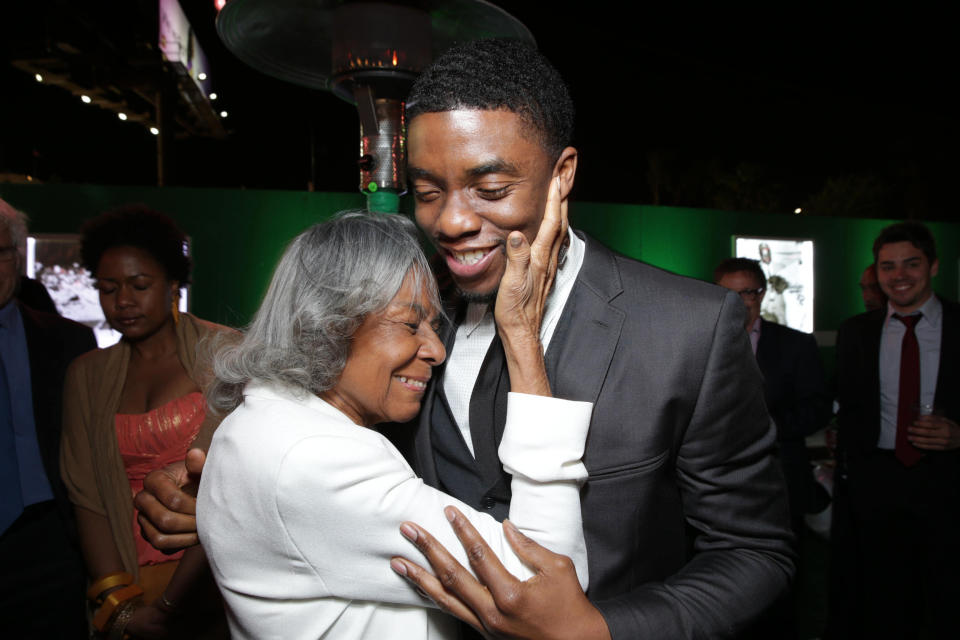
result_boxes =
[394,39,794,639]
[831,221,960,638]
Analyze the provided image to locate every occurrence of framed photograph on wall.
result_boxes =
[734,236,814,333]
[25,234,189,348]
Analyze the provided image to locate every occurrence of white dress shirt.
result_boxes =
[749,316,762,356]
[442,228,585,455]
[877,295,942,449]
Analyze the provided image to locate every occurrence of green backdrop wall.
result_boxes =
[3,184,957,348]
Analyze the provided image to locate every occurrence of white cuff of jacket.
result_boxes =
[499,392,592,484]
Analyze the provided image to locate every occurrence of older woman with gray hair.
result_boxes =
[197,197,592,639]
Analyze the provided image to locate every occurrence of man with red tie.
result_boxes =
[831,221,960,638]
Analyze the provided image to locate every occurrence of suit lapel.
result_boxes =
[934,298,958,411]
[864,309,885,427]
[755,320,773,375]
[19,305,55,456]
[547,234,624,406]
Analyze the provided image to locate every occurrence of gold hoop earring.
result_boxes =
[171,297,180,325]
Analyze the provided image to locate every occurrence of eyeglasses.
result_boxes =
[737,287,765,300]
[0,245,17,263]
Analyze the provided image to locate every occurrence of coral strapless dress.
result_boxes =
[116,391,205,567]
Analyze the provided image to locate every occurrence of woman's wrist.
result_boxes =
[87,571,135,604]
[106,599,139,640]
[501,332,551,396]
[92,583,143,630]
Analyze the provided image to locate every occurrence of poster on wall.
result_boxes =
[734,236,814,333]
[26,234,189,348]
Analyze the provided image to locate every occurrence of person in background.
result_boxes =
[858,264,886,312]
[830,221,959,638]
[60,206,231,638]
[714,258,830,532]
[0,198,95,637]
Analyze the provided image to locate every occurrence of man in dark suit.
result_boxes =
[714,257,831,532]
[0,199,96,637]
[830,221,959,639]
[395,40,793,639]
[134,40,794,640]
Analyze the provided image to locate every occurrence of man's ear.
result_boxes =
[552,147,578,200]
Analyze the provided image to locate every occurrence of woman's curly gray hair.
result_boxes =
[207,211,441,413]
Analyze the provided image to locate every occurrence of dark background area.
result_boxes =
[2,2,956,220]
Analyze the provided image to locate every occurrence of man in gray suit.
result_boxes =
[136,40,794,640]
[391,40,794,639]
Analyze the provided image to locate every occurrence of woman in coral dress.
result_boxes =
[61,206,232,638]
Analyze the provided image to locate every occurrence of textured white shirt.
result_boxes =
[442,229,586,455]
[198,382,592,640]
[877,295,942,448]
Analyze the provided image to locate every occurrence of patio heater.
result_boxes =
[216,0,533,213]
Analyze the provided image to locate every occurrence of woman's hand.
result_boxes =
[495,176,569,396]
[392,506,610,640]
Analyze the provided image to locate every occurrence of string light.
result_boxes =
[118,112,127,121]
[209,92,218,100]
[220,110,228,118]
[34,73,43,82]
[198,72,207,81]
[81,95,92,103]
[149,127,159,135]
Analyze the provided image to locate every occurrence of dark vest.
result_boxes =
[430,331,512,521]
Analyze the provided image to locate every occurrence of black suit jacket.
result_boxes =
[412,235,795,639]
[756,319,831,516]
[757,319,831,444]
[19,303,97,526]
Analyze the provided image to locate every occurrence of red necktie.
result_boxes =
[894,313,923,467]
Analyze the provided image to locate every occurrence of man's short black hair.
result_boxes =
[81,204,192,284]
[713,257,767,288]
[873,221,938,265]
[406,38,574,159]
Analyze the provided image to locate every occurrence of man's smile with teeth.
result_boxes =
[450,248,492,265]
[396,376,427,390]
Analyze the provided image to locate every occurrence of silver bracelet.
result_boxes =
[107,600,138,640]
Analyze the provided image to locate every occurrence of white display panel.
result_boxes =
[735,237,815,333]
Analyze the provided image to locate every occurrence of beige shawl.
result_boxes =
[60,313,234,577]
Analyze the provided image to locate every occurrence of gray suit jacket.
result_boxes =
[411,234,795,639]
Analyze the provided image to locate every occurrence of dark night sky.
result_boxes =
[2,2,956,219]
